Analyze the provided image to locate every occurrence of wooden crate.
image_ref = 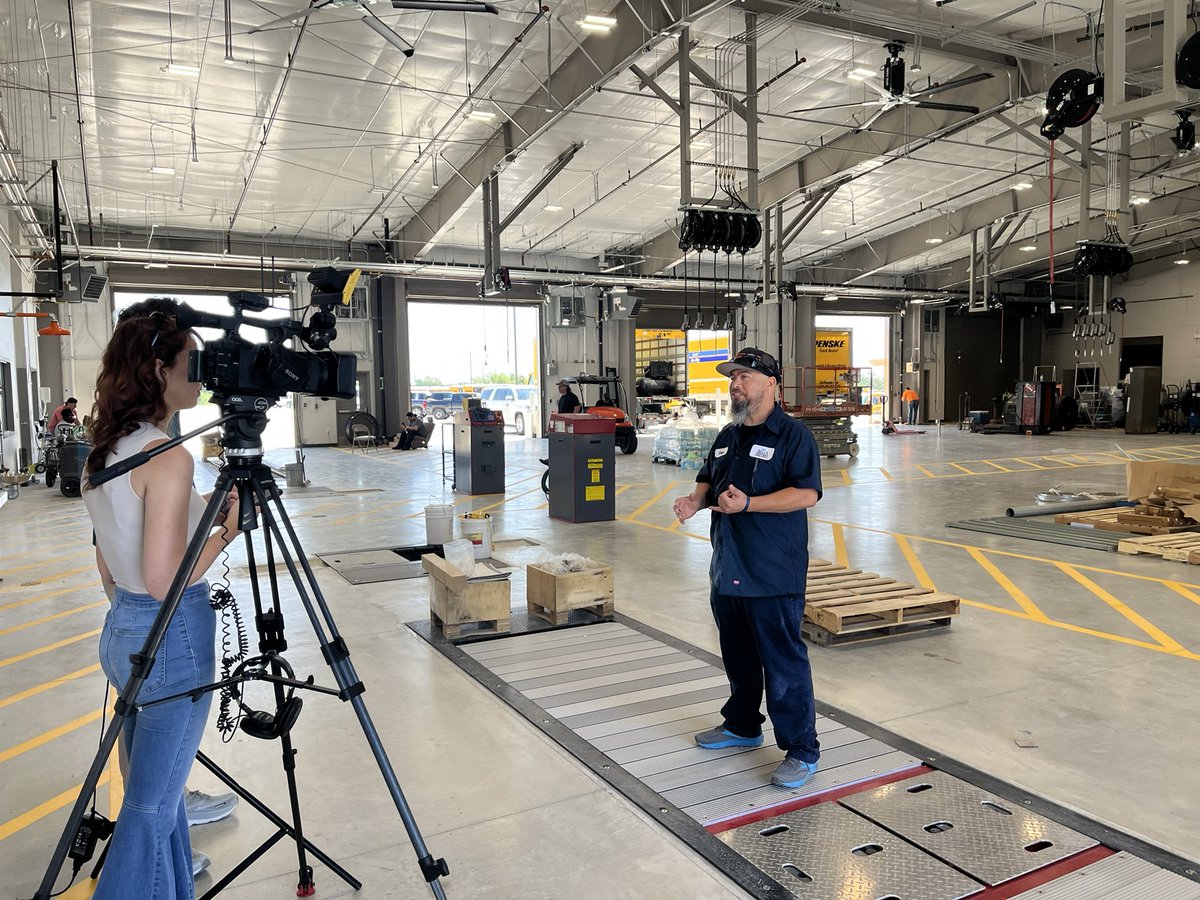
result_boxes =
[422,554,511,639]
[1116,533,1200,565]
[526,563,614,625]
[802,559,961,647]
[1053,507,1196,535]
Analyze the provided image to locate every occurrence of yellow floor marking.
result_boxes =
[809,517,1200,592]
[1011,457,1048,470]
[838,469,852,486]
[0,629,102,670]
[959,599,1200,659]
[0,601,107,638]
[947,462,975,475]
[624,481,680,523]
[832,523,849,568]
[981,460,1011,471]
[624,517,709,542]
[1166,582,1200,607]
[965,548,1049,621]
[7,565,95,586]
[474,485,544,514]
[879,467,895,481]
[0,771,112,842]
[1055,563,1189,654]
[60,877,97,899]
[915,465,936,478]
[893,535,935,590]
[0,549,93,577]
[0,585,91,614]
[0,709,103,765]
[0,665,102,710]
[615,483,638,495]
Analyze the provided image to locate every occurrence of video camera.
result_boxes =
[183,268,358,402]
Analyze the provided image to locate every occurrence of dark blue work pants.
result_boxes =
[709,589,819,763]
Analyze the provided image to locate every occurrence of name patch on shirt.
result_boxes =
[749,444,775,461]
[714,447,729,458]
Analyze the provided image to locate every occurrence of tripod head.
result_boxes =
[217,395,274,459]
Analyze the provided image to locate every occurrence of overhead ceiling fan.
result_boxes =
[250,0,499,57]
[790,42,993,134]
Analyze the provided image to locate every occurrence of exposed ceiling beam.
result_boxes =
[390,0,733,259]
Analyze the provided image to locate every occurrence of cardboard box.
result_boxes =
[526,563,614,624]
[422,553,510,638]
[1125,460,1200,519]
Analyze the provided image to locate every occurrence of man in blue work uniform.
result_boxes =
[673,348,823,788]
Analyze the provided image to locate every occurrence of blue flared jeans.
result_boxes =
[96,582,215,900]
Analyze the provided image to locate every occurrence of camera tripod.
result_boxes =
[32,400,449,899]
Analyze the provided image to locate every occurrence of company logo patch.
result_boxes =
[714,447,729,458]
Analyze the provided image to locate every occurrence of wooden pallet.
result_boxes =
[1053,507,1197,536]
[803,559,961,646]
[1116,533,1200,565]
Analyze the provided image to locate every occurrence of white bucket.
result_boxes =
[458,513,494,560]
[424,504,455,546]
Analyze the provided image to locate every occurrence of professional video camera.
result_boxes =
[183,267,358,402]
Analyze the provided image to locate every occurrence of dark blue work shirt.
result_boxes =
[696,404,823,597]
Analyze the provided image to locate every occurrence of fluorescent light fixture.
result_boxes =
[1019,243,1037,252]
[1012,181,1033,191]
[165,63,200,76]
[143,262,169,269]
[820,228,836,235]
[925,236,944,245]
[1131,196,1150,205]
[150,165,176,175]
[581,14,617,26]
[822,293,838,302]
[910,297,927,304]
[542,204,562,212]
[468,109,496,121]
[847,67,876,81]
[725,291,741,297]
[1174,256,1190,265]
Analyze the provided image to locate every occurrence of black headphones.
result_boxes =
[230,655,304,741]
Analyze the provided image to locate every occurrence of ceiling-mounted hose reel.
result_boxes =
[678,209,762,254]
[1073,241,1133,278]
[1040,69,1103,140]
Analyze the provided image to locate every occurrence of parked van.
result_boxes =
[478,385,539,435]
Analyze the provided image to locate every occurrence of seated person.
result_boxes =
[47,397,79,433]
[390,413,422,450]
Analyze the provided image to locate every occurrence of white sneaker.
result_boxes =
[191,848,211,878]
[185,789,239,826]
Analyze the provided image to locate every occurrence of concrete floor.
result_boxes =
[2,421,1200,898]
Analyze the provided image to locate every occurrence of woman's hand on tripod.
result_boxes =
[218,493,241,543]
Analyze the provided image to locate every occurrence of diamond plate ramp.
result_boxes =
[1008,851,1200,899]
[841,771,1098,885]
[719,802,983,899]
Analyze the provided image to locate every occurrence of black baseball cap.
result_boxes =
[716,347,781,382]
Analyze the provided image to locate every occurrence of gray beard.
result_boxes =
[731,396,749,425]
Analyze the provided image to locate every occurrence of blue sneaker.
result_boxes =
[694,726,764,749]
[771,755,818,788]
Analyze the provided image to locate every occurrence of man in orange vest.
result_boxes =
[901,387,920,425]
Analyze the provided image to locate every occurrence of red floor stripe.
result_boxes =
[705,764,932,834]
[975,845,1116,898]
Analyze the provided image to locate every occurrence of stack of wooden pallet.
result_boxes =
[1053,506,1198,536]
[803,559,961,647]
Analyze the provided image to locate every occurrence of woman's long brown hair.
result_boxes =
[85,305,193,481]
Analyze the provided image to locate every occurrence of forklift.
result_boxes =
[568,373,639,454]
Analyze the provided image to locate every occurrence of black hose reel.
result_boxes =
[678,209,762,254]
[1072,241,1133,278]
[1040,69,1103,140]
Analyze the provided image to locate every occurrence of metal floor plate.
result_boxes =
[320,549,427,584]
[841,770,1098,885]
[1007,851,1200,900]
[461,621,920,824]
[719,802,983,899]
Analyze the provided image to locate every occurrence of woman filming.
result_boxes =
[84,299,237,899]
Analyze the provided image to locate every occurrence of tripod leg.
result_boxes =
[32,474,235,900]
[255,476,450,899]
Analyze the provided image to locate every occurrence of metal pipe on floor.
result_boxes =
[1004,499,1121,518]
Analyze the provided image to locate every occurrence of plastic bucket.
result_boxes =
[458,513,493,560]
[424,504,455,546]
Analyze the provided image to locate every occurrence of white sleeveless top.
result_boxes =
[84,422,209,594]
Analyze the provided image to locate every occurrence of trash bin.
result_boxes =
[58,440,91,497]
